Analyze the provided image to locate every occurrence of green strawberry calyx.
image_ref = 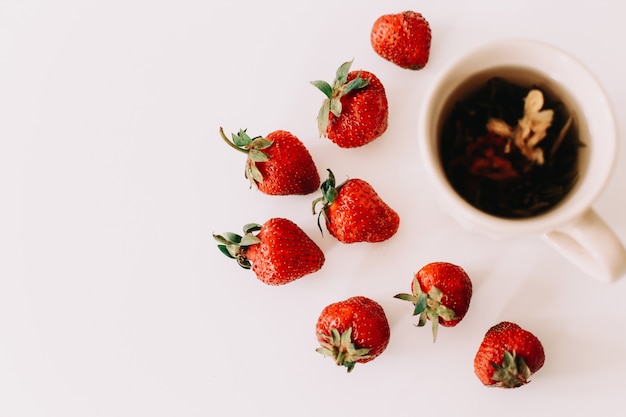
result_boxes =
[219,127,273,189]
[213,223,262,269]
[490,350,533,388]
[310,60,370,137]
[394,276,457,343]
[316,327,372,373]
[311,169,347,235]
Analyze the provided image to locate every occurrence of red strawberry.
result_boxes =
[394,261,472,342]
[474,321,545,388]
[315,296,390,372]
[219,127,320,195]
[312,169,400,243]
[213,218,325,285]
[311,60,388,148]
[371,11,432,70]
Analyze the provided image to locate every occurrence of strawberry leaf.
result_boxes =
[417,312,428,327]
[437,306,456,322]
[335,60,352,85]
[339,327,352,347]
[248,149,270,163]
[251,137,273,150]
[320,169,339,203]
[311,80,333,98]
[247,164,263,184]
[428,286,443,302]
[232,129,253,147]
[413,292,428,316]
[216,244,235,259]
[240,234,261,246]
[393,293,416,302]
[242,223,262,233]
[316,99,331,137]
[343,72,369,95]
[236,257,252,270]
[213,232,242,245]
[329,97,342,118]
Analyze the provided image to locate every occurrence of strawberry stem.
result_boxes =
[219,127,249,155]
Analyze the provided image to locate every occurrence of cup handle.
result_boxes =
[543,209,626,283]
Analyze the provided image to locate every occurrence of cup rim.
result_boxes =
[418,38,618,236]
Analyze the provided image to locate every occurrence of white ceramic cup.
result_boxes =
[418,39,626,283]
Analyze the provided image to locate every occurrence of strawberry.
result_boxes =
[394,261,472,342]
[370,11,432,70]
[213,218,325,285]
[474,321,546,388]
[312,169,400,243]
[311,60,388,148]
[219,127,320,195]
[315,296,390,372]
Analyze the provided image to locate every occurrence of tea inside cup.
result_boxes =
[419,39,615,238]
[418,39,626,282]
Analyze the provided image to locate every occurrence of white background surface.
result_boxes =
[2,1,626,416]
